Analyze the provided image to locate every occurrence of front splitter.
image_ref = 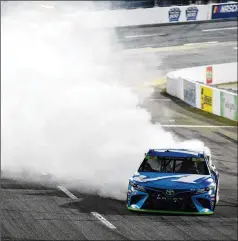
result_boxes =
[128,207,214,215]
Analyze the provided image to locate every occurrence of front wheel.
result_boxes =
[213,181,219,211]
[216,180,220,204]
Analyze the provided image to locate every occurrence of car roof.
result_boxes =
[147,149,205,158]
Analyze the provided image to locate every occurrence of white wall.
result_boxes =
[166,62,238,121]
[167,75,184,100]
[68,2,238,29]
[213,62,237,84]
[170,62,238,85]
[169,66,206,83]
[213,87,221,116]
[74,4,211,29]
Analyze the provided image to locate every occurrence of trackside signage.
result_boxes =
[183,80,196,107]
[211,3,238,19]
[220,92,237,121]
[168,6,200,22]
[167,62,237,122]
[168,7,181,22]
[206,66,213,85]
[201,86,213,113]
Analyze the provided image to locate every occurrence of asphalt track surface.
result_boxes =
[1,20,237,241]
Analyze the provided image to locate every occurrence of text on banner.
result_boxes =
[211,3,238,20]
[201,86,213,113]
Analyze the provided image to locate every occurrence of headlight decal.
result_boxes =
[193,185,215,194]
[129,180,146,192]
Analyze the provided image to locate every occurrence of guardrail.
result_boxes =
[166,62,237,121]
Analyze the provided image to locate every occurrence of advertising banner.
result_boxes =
[206,66,213,85]
[184,80,196,107]
[201,86,213,113]
[220,92,237,121]
[185,6,199,21]
[168,6,199,22]
[168,7,181,22]
[211,3,238,19]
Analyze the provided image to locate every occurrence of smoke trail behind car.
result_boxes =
[1,1,207,200]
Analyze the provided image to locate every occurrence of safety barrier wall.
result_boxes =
[166,62,238,121]
[169,62,237,85]
[79,2,237,28]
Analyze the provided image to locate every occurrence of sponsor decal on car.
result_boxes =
[157,196,184,202]
[166,189,175,196]
[133,174,207,183]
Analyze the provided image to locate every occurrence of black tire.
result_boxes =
[213,181,219,211]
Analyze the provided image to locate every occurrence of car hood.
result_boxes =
[131,172,214,189]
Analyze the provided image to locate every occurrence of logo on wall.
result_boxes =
[184,80,196,107]
[211,3,238,19]
[168,8,181,22]
[220,92,237,121]
[206,66,213,84]
[186,6,199,21]
[213,4,237,14]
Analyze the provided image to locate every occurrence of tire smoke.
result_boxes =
[1,2,207,200]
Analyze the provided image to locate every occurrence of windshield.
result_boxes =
[138,156,209,175]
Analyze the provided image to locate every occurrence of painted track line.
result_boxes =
[124,33,165,39]
[40,4,55,9]
[207,41,218,44]
[91,212,117,229]
[202,27,237,32]
[57,185,78,200]
[160,125,236,128]
[56,118,233,230]
[146,98,171,101]
[184,41,218,46]
[57,186,116,229]
[123,41,236,54]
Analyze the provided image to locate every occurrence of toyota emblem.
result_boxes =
[166,189,175,196]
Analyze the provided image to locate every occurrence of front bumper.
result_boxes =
[127,186,216,215]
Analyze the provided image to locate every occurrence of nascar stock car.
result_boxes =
[127,148,219,214]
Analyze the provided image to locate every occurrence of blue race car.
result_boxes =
[127,149,219,215]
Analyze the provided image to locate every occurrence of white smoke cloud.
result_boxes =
[1,1,208,200]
